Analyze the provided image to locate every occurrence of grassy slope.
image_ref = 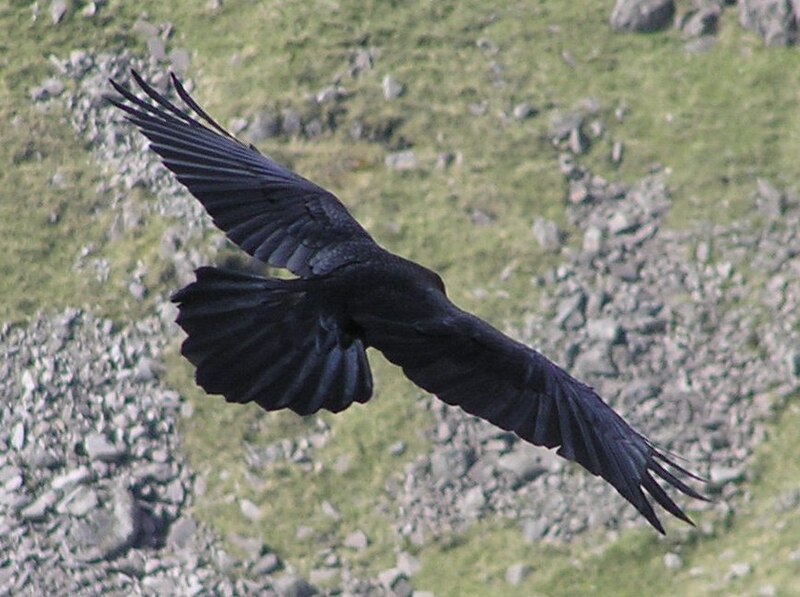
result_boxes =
[3,0,800,593]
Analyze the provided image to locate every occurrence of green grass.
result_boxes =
[4,0,800,593]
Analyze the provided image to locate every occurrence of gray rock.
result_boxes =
[309,568,337,584]
[430,447,475,481]
[549,111,584,143]
[574,344,618,377]
[147,36,168,62]
[710,464,745,487]
[281,108,302,136]
[272,575,317,597]
[50,0,69,24]
[385,150,419,171]
[583,225,605,254]
[505,563,532,586]
[728,562,752,579]
[30,78,66,101]
[457,485,487,516]
[383,75,404,100]
[320,500,341,521]
[663,552,683,570]
[521,518,549,543]
[497,451,548,488]
[169,48,191,76]
[248,110,281,143]
[532,218,563,252]
[555,291,586,329]
[240,498,262,522]
[389,441,407,456]
[20,489,59,521]
[608,211,638,235]
[587,318,623,344]
[739,0,799,46]
[611,140,624,164]
[756,178,786,217]
[679,4,721,38]
[513,102,534,120]
[10,421,25,451]
[166,515,196,549]
[60,486,98,517]
[569,126,589,155]
[610,0,675,32]
[84,432,126,463]
[344,529,369,551]
[378,568,412,597]
[396,551,421,577]
[251,552,281,575]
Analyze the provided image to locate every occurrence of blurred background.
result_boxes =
[2,0,800,595]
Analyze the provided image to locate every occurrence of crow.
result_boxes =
[107,70,706,534]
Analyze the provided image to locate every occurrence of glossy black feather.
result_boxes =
[110,71,706,534]
[107,72,375,278]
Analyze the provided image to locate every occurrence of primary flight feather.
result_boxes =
[108,71,706,533]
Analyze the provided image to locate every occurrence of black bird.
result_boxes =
[108,70,705,533]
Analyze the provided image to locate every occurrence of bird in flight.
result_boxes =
[108,70,705,534]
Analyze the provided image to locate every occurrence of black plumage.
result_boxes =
[108,71,706,533]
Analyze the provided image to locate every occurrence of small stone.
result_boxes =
[30,78,65,101]
[505,563,531,586]
[10,421,25,450]
[583,226,604,254]
[344,529,369,551]
[610,0,675,33]
[756,178,786,218]
[309,568,338,584]
[147,36,168,62]
[379,568,412,597]
[397,551,421,577]
[555,291,586,329]
[84,433,126,463]
[296,525,314,540]
[710,464,745,487]
[457,485,486,516]
[608,211,638,235]
[611,140,624,164]
[663,552,682,570]
[383,75,404,100]
[167,516,196,549]
[62,486,98,517]
[239,498,262,522]
[81,1,96,17]
[51,466,90,490]
[532,218,562,252]
[521,518,549,543]
[729,562,751,579]
[385,151,418,171]
[251,552,281,575]
[430,447,475,481]
[497,451,548,488]
[389,441,407,456]
[569,127,589,154]
[50,0,68,24]
[170,48,191,76]
[587,318,623,344]
[272,575,316,597]
[320,500,341,521]
[512,102,534,120]
[20,489,59,521]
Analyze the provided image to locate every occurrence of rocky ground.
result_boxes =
[4,6,800,593]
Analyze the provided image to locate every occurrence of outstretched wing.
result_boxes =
[107,70,377,278]
[360,304,706,533]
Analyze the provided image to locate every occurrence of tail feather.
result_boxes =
[172,267,373,415]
